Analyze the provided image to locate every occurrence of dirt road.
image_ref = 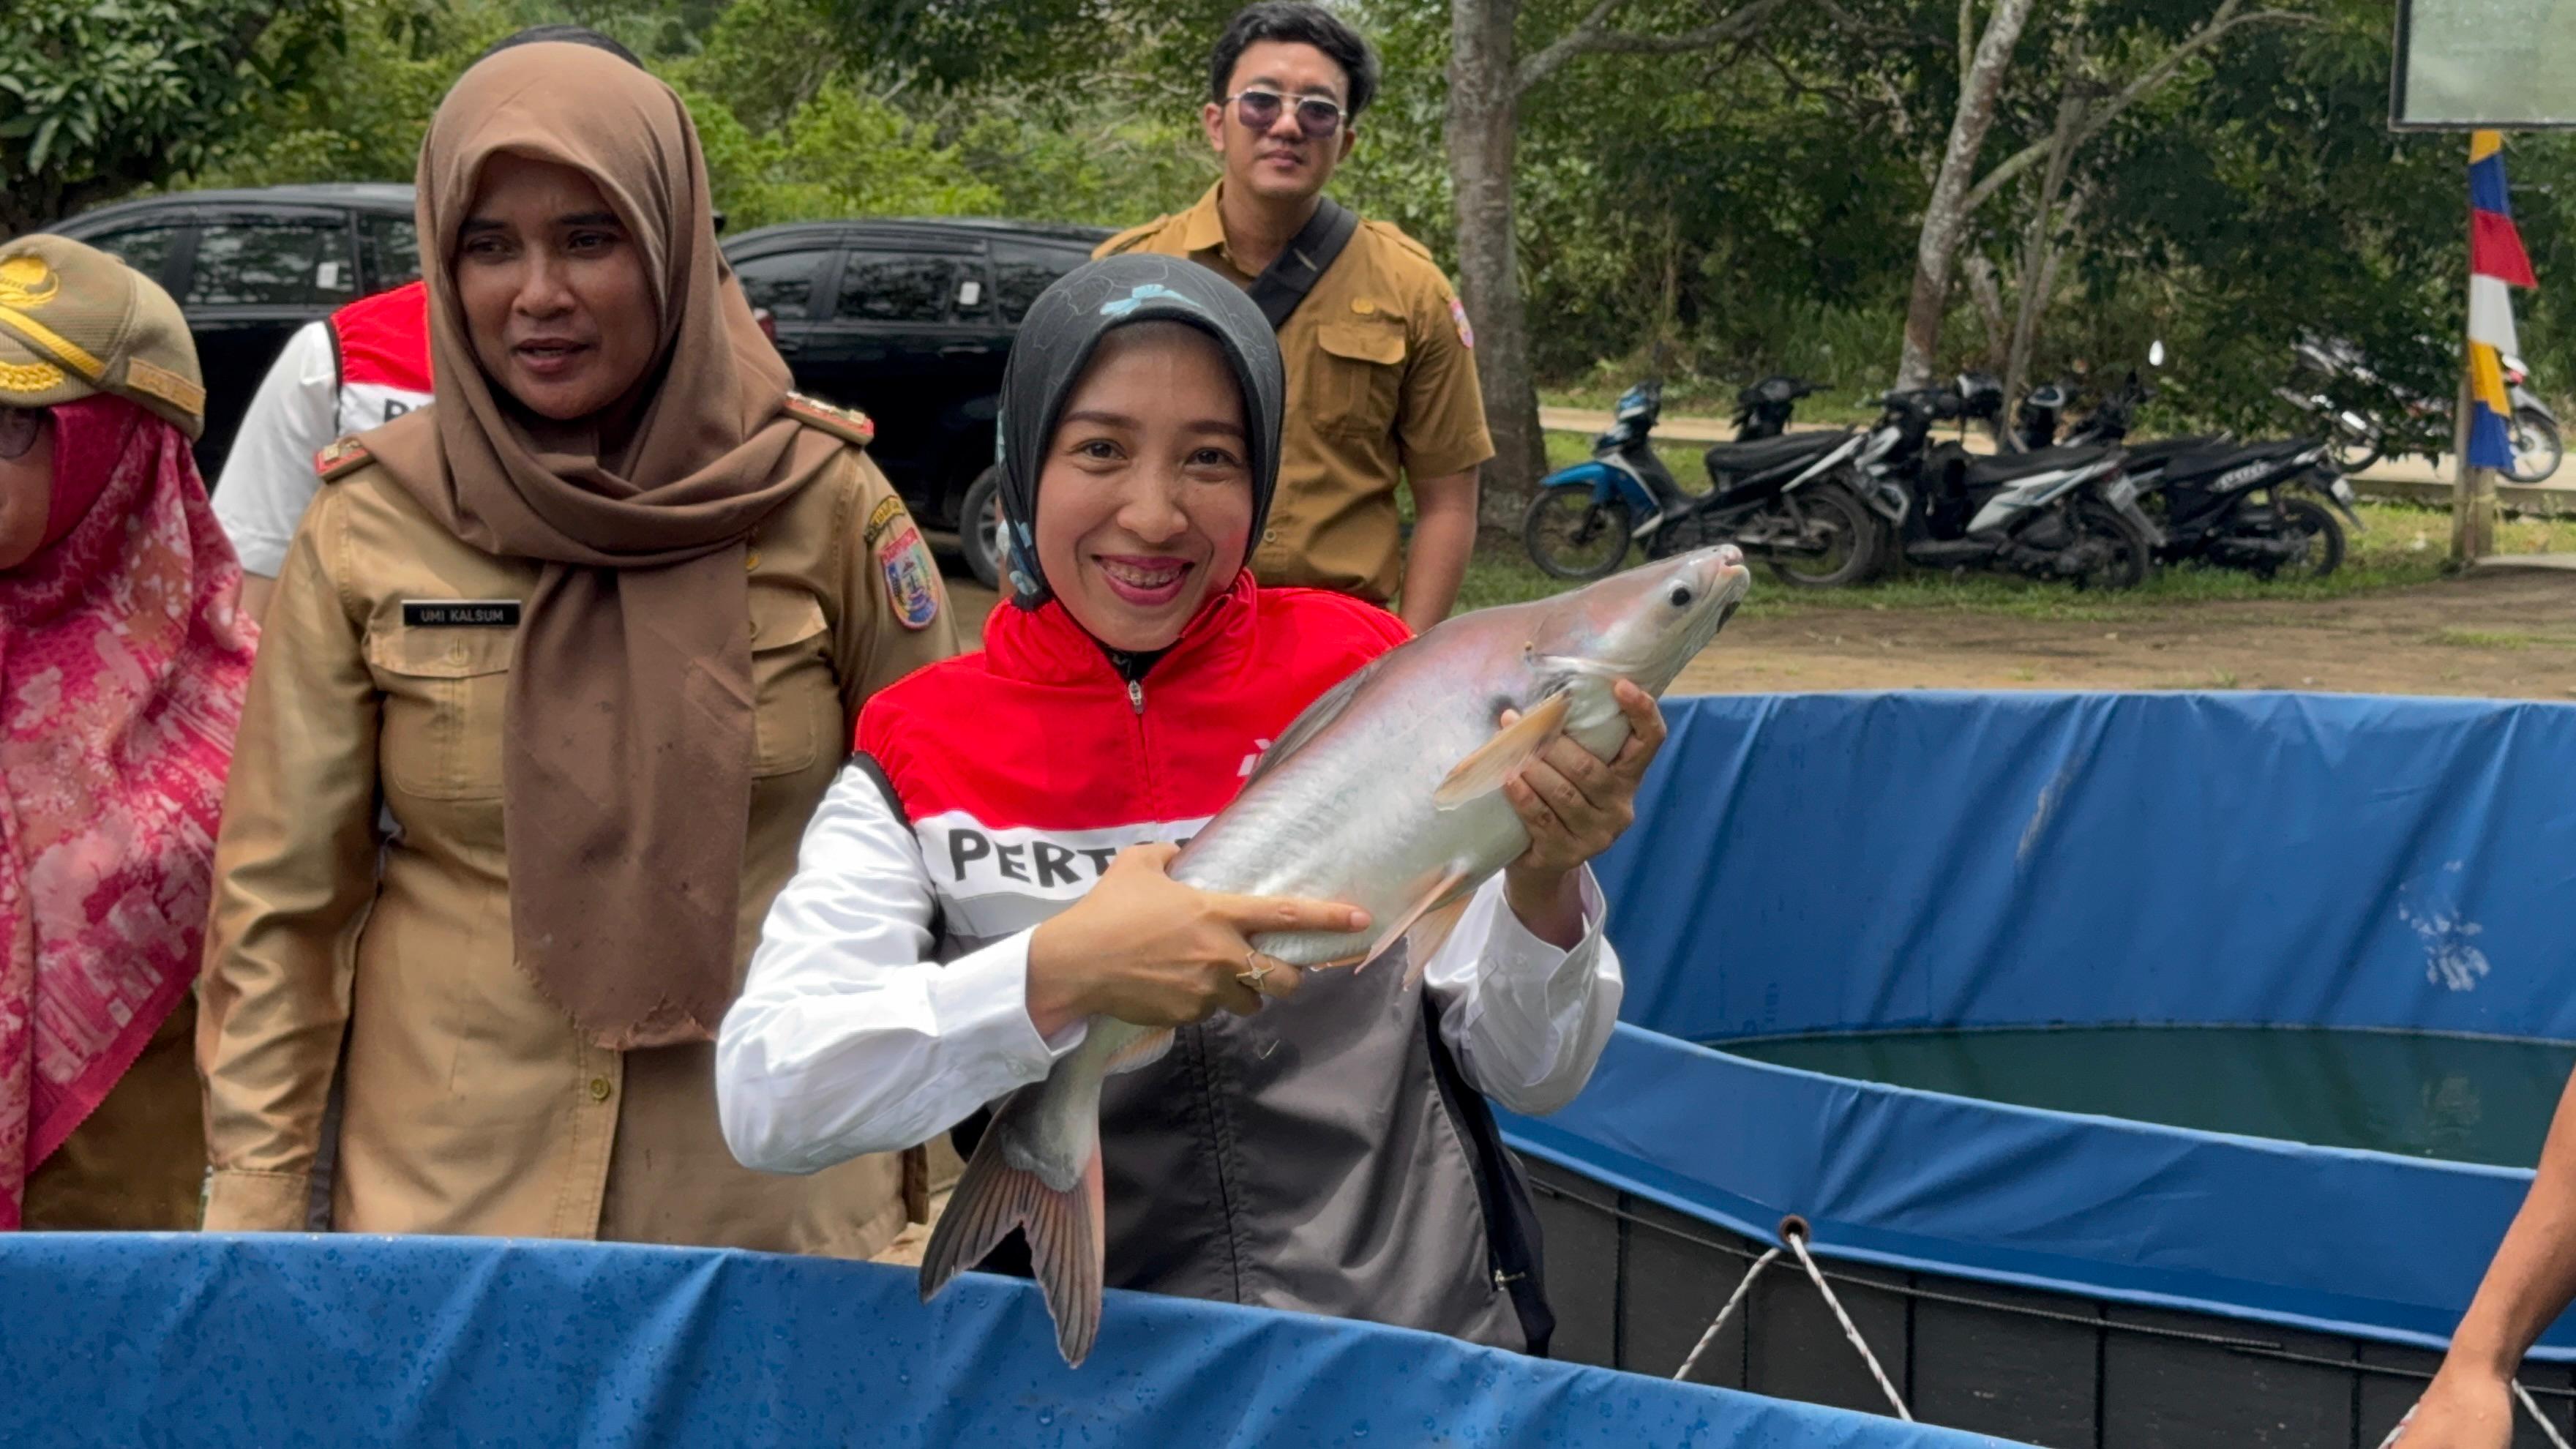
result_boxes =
[942,564,2576,700]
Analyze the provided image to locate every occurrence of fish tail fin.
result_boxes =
[920,1131,1108,1366]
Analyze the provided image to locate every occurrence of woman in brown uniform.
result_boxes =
[198,41,959,1253]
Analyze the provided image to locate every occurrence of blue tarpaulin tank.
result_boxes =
[1510,690,2576,1448]
[0,1235,2015,1447]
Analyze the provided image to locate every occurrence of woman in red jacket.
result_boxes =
[719,255,1662,1351]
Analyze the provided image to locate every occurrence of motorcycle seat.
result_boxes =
[1961,445,2115,488]
[1702,430,1847,476]
[2121,436,2223,466]
[2159,438,2315,482]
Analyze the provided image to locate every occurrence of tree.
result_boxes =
[1892,0,2310,389]
[1445,0,1787,519]
[0,0,345,236]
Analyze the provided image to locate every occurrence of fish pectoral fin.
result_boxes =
[1399,894,1478,993]
[1431,692,1571,810]
[1353,869,1471,977]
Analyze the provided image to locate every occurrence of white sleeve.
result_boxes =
[211,322,340,579]
[1420,868,1623,1116]
[717,760,1088,1175]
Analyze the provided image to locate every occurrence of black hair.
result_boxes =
[475,23,646,68]
[1208,2,1378,120]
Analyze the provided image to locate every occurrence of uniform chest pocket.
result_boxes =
[364,593,837,800]
[1305,320,1408,440]
[749,588,837,778]
[364,626,517,801]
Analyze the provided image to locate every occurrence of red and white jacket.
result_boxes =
[213,282,433,576]
[719,575,1621,1349]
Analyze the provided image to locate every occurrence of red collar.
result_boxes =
[983,570,1262,688]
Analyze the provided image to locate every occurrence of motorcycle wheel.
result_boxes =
[2506,409,2564,484]
[1523,490,1636,580]
[2068,498,2155,592]
[2265,496,2345,580]
[2331,417,2384,476]
[1764,482,1879,589]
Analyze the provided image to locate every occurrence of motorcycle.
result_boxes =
[2019,342,2359,574]
[1853,375,2161,590]
[2034,346,2364,579]
[1522,377,1880,586]
[2278,336,2561,483]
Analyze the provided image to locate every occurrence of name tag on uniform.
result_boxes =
[402,599,522,628]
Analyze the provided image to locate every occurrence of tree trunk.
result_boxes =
[1897,0,2039,389]
[1447,0,1549,529]
[1961,250,2010,367]
[2001,89,2085,416]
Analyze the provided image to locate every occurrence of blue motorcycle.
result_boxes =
[1521,378,1882,586]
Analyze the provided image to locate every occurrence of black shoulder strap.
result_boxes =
[1246,197,1360,332]
[1421,993,1556,1356]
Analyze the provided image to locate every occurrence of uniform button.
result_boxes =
[588,1077,613,1102]
[747,618,758,637]
[1262,529,1278,544]
[744,551,761,571]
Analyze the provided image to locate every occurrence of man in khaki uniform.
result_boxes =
[1099,1,1489,634]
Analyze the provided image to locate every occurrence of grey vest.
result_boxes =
[869,752,1552,1352]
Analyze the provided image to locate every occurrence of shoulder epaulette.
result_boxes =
[1096,216,1174,258]
[314,435,372,482]
[784,393,876,447]
[1362,217,1437,265]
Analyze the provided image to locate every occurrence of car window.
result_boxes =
[733,250,827,318]
[835,252,966,324]
[187,220,355,307]
[82,224,187,285]
[990,241,1093,326]
[359,214,421,290]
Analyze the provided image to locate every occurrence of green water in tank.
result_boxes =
[1717,1027,2576,1168]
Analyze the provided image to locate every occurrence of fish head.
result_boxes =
[1526,545,1751,698]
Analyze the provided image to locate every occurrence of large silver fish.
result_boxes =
[919,546,1753,1363]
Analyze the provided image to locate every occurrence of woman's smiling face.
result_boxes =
[1033,322,1253,653]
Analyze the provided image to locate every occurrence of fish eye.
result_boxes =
[1669,585,1694,607]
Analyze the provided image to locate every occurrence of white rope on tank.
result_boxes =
[1671,1247,1778,1384]
[1671,1218,1915,1424]
[1786,1227,1915,1422]
[2375,1379,2573,1448]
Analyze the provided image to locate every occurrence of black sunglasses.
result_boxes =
[0,405,44,463]
[1227,89,1346,140]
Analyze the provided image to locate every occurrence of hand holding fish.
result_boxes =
[1498,679,1666,947]
[1025,843,1371,1036]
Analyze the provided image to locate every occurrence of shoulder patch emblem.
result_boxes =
[314,435,372,481]
[785,393,877,446]
[868,495,940,630]
[1450,296,1475,350]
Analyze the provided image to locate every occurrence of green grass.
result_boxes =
[2432,627,2576,650]
[1461,432,2576,624]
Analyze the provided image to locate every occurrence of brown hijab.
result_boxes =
[365,42,844,1049]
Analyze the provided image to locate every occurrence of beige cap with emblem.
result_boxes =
[0,233,206,440]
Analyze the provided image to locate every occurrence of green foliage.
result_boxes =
[0,0,347,232]
[29,0,2576,446]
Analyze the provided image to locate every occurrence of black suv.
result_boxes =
[50,184,424,479]
[725,218,1111,583]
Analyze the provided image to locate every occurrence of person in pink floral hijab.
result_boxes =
[0,234,254,1229]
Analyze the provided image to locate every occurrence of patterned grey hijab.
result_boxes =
[993,254,1284,608]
